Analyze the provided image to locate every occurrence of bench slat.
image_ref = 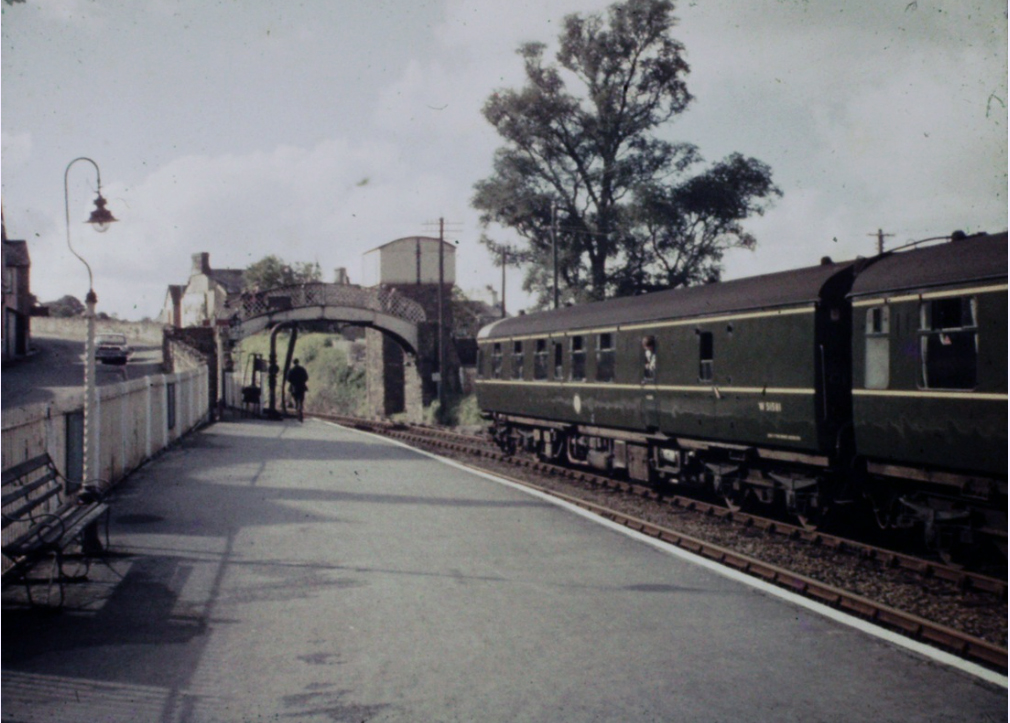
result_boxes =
[3,502,108,557]
[2,454,111,608]
[3,486,63,523]
[1,470,61,507]
[1,455,57,486]
[3,520,64,556]
[58,503,109,542]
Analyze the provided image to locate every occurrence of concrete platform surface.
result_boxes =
[2,419,1006,722]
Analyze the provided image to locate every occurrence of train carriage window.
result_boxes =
[571,335,586,381]
[919,296,977,390]
[596,333,615,382]
[642,335,657,381]
[553,341,564,380]
[512,340,524,380]
[864,306,890,389]
[491,343,502,379]
[477,347,484,379]
[534,339,549,380]
[698,331,714,382]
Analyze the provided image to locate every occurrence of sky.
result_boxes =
[2,0,1006,321]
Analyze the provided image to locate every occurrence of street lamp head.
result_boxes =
[86,193,117,233]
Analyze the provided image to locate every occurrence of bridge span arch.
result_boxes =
[230,283,427,354]
[236,305,420,356]
[228,283,429,420]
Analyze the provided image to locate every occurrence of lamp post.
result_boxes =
[64,157,118,490]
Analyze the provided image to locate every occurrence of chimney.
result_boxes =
[192,252,211,276]
[334,267,349,285]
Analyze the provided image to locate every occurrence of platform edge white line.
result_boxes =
[324,420,1009,689]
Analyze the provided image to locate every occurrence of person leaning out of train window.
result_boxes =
[642,336,657,380]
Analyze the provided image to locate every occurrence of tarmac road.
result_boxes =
[1,334,164,409]
[1,418,1004,722]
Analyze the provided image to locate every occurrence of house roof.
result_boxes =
[479,259,856,340]
[208,268,245,294]
[364,236,456,254]
[848,231,1007,298]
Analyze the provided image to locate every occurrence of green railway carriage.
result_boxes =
[476,258,860,502]
[847,232,1008,545]
[476,230,1008,555]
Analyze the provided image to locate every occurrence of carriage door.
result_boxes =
[640,334,660,430]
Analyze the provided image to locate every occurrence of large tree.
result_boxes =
[472,0,781,305]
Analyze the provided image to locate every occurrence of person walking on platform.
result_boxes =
[287,358,309,422]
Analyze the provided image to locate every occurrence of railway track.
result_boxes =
[318,413,1008,674]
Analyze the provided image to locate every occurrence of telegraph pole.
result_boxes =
[868,228,895,255]
[438,217,445,410]
[551,202,559,309]
[423,217,462,412]
[501,247,507,318]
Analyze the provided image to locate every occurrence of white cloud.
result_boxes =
[38,138,497,317]
[670,0,1007,278]
[3,0,1006,319]
[1,132,32,170]
[32,0,110,26]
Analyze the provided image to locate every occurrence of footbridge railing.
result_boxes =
[234,283,427,325]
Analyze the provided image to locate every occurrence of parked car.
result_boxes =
[95,333,132,365]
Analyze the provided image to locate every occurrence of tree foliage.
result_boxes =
[472,0,781,305]
[243,255,322,291]
[44,294,85,318]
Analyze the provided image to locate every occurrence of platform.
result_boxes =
[2,418,1005,722]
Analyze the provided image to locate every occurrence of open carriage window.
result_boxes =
[698,331,713,382]
[534,339,549,380]
[491,343,502,379]
[642,335,657,381]
[571,335,586,381]
[919,296,977,390]
[512,340,524,380]
[596,333,615,382]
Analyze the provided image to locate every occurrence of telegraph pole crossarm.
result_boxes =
[868,228,895,255]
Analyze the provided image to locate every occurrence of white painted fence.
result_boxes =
[1,366,209,489]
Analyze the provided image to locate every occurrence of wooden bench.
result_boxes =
[1,454,111,607]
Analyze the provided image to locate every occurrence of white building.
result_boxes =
[362,236,456,287]
[161,253,244,328]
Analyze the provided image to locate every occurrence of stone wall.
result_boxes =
[31,316,165,344]
[389,282,460,399]
[365,328,403,417]
[364,283,460,420]
[163,326,219,415]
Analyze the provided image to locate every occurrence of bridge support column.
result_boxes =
[366,328,405,418]
[404,355,423,424]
